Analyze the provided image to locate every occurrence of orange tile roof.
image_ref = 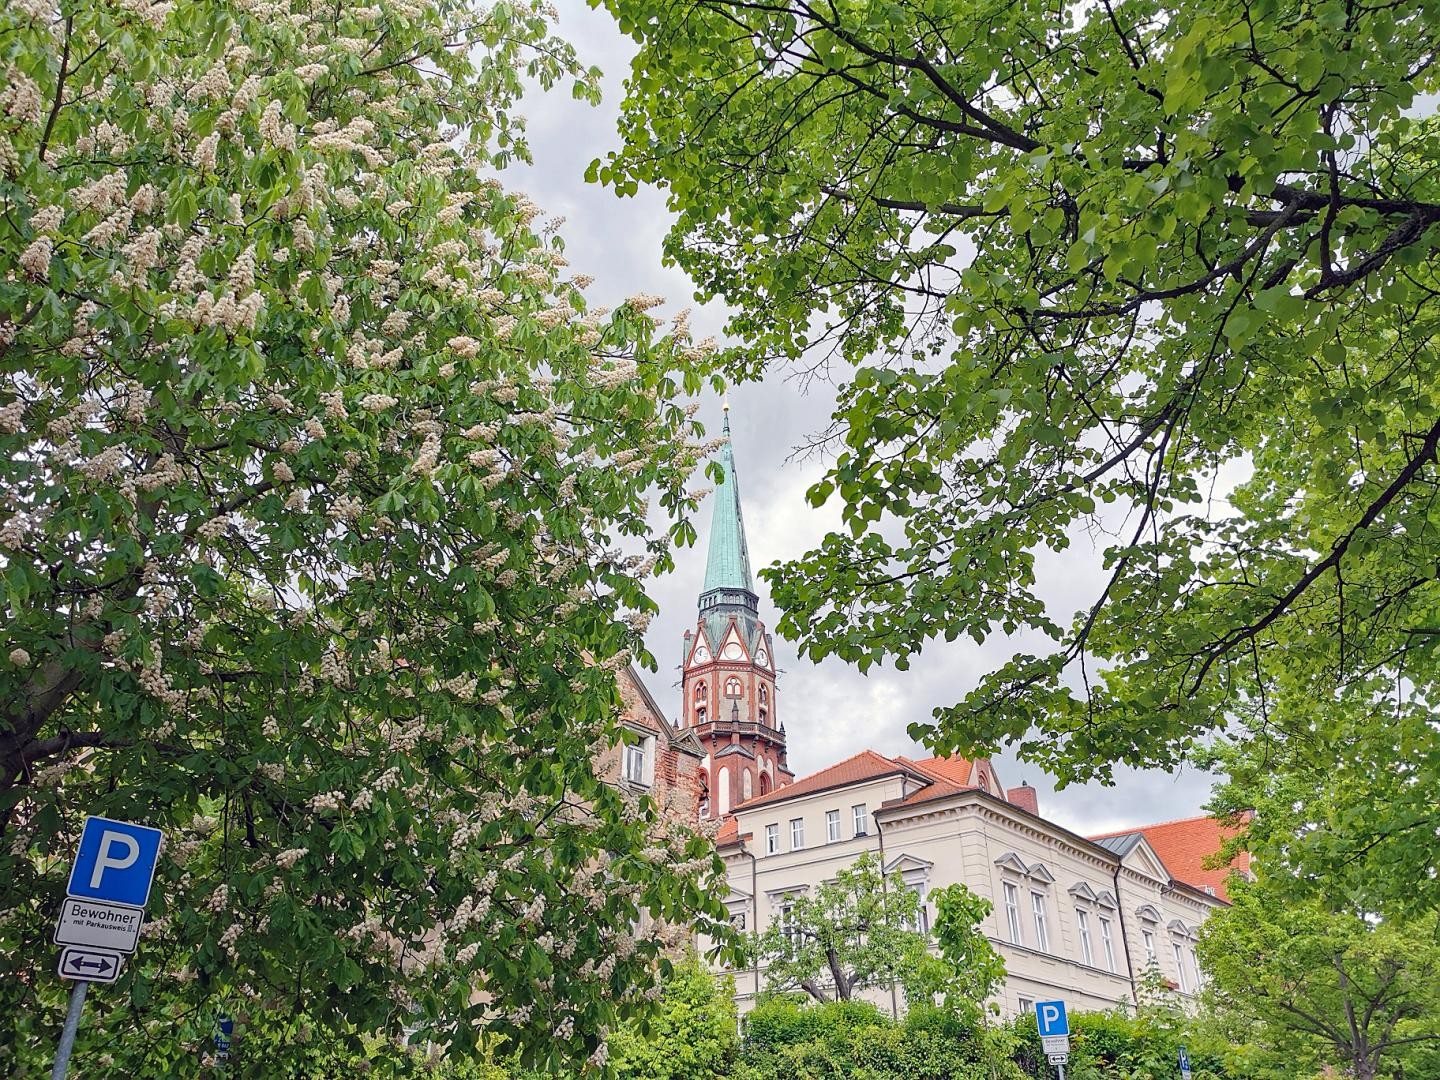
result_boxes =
[1090,814,1250,901]
[913,754,976,786]
[732,749,909,810]
[714,817,739,846]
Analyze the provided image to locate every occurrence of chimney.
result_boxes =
[1007,781,1039,816]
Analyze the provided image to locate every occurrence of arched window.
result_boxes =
[759,771,772,796]
[693,681,706,702]
[759,708,768,725]
[698,769,710,819]
[695,705,706,725]
[742,769,753,800]
[758,684,768,705]
[725,676,742,697]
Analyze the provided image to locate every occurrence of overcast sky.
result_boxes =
[509,1,1217,836]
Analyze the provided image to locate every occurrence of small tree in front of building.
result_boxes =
[752,852,927,1003]
[912,883,1008,1028]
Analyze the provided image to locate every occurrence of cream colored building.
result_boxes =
[708,750,1233,1018]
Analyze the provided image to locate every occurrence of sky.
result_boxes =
[508,1,1218,836]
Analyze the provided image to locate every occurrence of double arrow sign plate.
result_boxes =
[57,946,123,985]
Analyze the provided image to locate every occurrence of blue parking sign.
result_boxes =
[1035,999,1069,1037]
[1179,1046,1192,1079]
[66,816,163,909]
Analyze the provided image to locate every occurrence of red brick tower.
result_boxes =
[679,405,792,817]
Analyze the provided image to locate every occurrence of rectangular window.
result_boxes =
[729,911,746,931]
[1076,908,1094,965]
[765,823,780,855]
[1003,882,1023,944]
[1099,916,1117,972]
[825,809,841,842]
[622,740,647,785]
[906,884,930,934]
[1031,891,1050,952]
[1173,942,1190,992]
[1018,996,1034,1015]
[1143,929,1157,964]
[780,901,800,950]
[790,817,805,850]
[852,803,869,837]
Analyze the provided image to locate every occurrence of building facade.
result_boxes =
[625,411,1244,1014]
[707,752,1230,1016]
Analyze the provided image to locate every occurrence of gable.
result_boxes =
[687,628,714,667]
[719,623,750,662]
[1121,837,1172,883]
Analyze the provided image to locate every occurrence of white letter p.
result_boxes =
[90,830,140,889]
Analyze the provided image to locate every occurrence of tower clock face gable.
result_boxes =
[720,625,749,662]
[687,632,713,667]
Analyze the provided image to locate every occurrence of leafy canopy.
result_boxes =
[1198,878,1440,1080]
[591,0,1440,910]
[0,0,723,1073]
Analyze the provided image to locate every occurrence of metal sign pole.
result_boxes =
[51,978,90,1080]
[1057,1064,1066,1080]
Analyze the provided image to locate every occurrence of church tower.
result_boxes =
[681,405,793,818]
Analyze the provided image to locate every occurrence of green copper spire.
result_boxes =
[701,404,756,598]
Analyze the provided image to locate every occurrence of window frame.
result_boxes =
[1173,940,1190,992]
[851,803,869,837]
[1030,890,1050,952]
[622,738,648,786]
[1075,907,1094,965]
[1002,881,1023,945]
[765,823,780,855]
[1099,915,1117,972]
[825,809,841,842]
[1142,928,1157,964]
[790,817,805,850]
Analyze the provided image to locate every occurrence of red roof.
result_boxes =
[733,750,910,810]
[729,749,992,815]
[1090,814,1251,901]
[912,754,975,785]
[714,817,739,846]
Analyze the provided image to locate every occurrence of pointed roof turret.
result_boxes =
[698,402,761,650]
[702,404,756,597]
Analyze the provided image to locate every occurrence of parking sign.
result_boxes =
[1035,1000,1069,1037]
[65,816,164,909]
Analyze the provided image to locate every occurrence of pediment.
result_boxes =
[994,851,1030,875]
[1135,903,1162,923]
[884,853,935,876]
[1068,881,1099,902]
[1094,889,1119,910]
[1121,837,1172,883]
[1027,862,1056,884]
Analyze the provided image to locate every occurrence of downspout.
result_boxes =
[1112,862,1139,1009]
[744,839,760,1008]
[876,814,899,1019]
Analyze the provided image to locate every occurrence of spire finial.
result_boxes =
[722,391,731,431]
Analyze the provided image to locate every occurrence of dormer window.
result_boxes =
[725,676,742,697]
